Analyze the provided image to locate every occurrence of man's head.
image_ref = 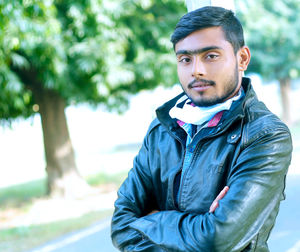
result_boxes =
[171,7,250,107]
[171,6,244,54]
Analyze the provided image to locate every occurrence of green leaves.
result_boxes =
[0,0,186,120]
[236,0,300,81]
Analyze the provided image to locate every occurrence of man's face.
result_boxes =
[175,27,242,107]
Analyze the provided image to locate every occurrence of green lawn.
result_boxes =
[0,171,127,252]
[0,209,113,252]
[0,171,127,208]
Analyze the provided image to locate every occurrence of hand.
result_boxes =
[146,186,229,216]
[209,186,229,213]
[147,210,159,216]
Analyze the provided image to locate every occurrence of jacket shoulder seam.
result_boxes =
[147,118,161,135]
[242,121,291,149]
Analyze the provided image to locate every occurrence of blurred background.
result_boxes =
[0,0,299,251]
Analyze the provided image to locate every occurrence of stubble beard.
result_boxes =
[184,63,240,107]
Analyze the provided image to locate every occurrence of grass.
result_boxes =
[0,179,47,209]
[86,171,128,187]
[0,209,113,252]
[0,171,127,208]
[0,171,128,252]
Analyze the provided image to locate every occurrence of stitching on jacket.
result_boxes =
[242,122,290,150]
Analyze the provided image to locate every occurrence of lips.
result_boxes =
[191,82,213,92]
[188,79,215,90]
[192,81,211,87]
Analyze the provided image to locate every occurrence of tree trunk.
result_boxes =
[279,78,292,125]
[32,87,91,198]
[11,64,91,198]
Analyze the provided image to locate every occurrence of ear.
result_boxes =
[237,46,251,71]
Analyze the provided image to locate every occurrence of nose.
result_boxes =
[192,56,206,78]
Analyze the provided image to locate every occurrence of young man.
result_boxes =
[111,7,292,252]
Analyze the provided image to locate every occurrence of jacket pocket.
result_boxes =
[241,234,259,252]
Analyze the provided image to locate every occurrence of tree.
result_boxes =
[0,0,185,197]
[236,0,300,124]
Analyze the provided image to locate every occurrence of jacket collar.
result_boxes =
[156,77,257,132]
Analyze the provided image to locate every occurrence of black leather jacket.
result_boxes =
[111,78,292,252]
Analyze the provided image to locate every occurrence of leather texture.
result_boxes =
[111,78,293,252]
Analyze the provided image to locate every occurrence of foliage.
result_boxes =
[236,0,300,81]
[0,0,185,121]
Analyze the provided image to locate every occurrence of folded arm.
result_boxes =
[112,128,292,252]
[111,135,166,251]
[133,129,290,251]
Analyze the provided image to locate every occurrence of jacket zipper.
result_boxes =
[175,116,243,209]
[177,143,201,210]
[166,127,186,210]
[167,115,243,209]
[172,147,186,209]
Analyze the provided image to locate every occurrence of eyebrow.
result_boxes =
[175,46,222,56]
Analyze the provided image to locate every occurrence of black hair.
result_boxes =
[171,6,245,54]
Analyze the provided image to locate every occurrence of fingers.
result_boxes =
[209,200,219,213]
[215,186,229,201]
[209,186,229,213]
[147,210,159,216]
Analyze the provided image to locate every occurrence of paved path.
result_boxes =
[29,174,300,252]
[28,219,117,252]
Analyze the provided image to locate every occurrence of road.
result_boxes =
[29,174,300,252]
[28,219,117,252]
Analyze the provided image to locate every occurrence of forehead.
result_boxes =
[175,27,234,54]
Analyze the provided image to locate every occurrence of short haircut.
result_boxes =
[171,6,245,54]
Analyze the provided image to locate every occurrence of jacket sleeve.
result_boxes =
[111,129,166,251]
[129,127,292,252]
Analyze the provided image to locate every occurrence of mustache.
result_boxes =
[188,79,216,89]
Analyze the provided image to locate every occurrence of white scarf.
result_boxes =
[169,89,242,125]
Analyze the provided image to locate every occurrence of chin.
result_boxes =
[191,97,225,107]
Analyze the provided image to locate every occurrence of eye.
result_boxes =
[178,57,191,63]
[206,53,219,60]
